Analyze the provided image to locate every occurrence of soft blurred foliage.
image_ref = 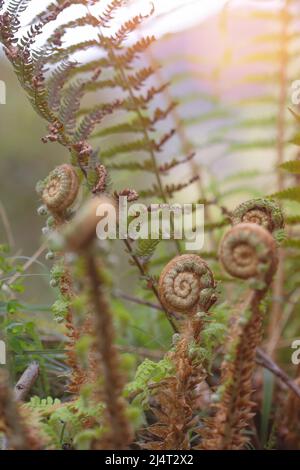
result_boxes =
[0,1,300,450]
[0,59,65,252]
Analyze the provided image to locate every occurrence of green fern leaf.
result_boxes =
[271,187,300,203]
[279,160,300,174]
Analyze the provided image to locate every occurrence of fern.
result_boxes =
[24,395,104,449]
[0,0,177,210]
[279,160,300,174]
[125,357,174,404]
[271,187,300,203]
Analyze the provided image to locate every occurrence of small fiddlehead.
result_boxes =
[158,254,217,315]
[219,222,278,287]
[231,198,284,233]
[92,164,108,194]
[39,164,79,214]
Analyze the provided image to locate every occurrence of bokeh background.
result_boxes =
[0,0,299,340]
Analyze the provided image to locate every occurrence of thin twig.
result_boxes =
[0,369,34,450]
[14,362,39,401]
[113,290,164,311]
[124,239,178,332]
[118,345,165,361]
[256,347,300,399]
[0,200,15,247]
[8,243,47,286]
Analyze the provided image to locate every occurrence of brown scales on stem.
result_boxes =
[142,254,216,450]
[85,254,133,450]
[62,197,133,450]
[39,164,86,394]
[279,376,300,449]
[199,223,278,449]
[142,320,208,450]
[59,268,87,395]
[199,293,263,449]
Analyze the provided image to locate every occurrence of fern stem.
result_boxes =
[199,290,264,450]
[276,0,290,191]
[279,376,300,449]
[267,0,291,356]
[124,239,178,332]
[85,252,133,450]
[48,195,85,395]
[144,317,207,450]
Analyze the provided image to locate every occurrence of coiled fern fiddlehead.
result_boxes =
[158,254,217,317]
[143,255,217,450]
[199,222,278,450]
[39,164,79,216]
[219,222,278,287]
[232,198,284,233]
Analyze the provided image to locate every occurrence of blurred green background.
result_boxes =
[0,60,65,253]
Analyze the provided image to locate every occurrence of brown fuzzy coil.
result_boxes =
[231,198,284,233]
[158,254,217,314]
[42,164,79,213]
[219,223,278,285]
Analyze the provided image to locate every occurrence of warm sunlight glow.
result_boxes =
[22,0,231,39]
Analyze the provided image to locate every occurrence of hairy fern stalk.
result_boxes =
[1,0,300,452]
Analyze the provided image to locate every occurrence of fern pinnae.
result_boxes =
[6,0,29,13]
[86,5,170,205]
[47,60,77,114]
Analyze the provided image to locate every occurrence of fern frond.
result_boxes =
[165,176,200,198]
[286,215,300,225]
[47,60,76,113]
[102,139,153,159]
[279,160,300,174]
[97,0,127,29]
[283,239,300,249]
[111,3,155,46]
[271,187,300,203]
[74,100,122,142]
[134,239,161,260]
[6,0,31,15]
[107,160,154,173]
